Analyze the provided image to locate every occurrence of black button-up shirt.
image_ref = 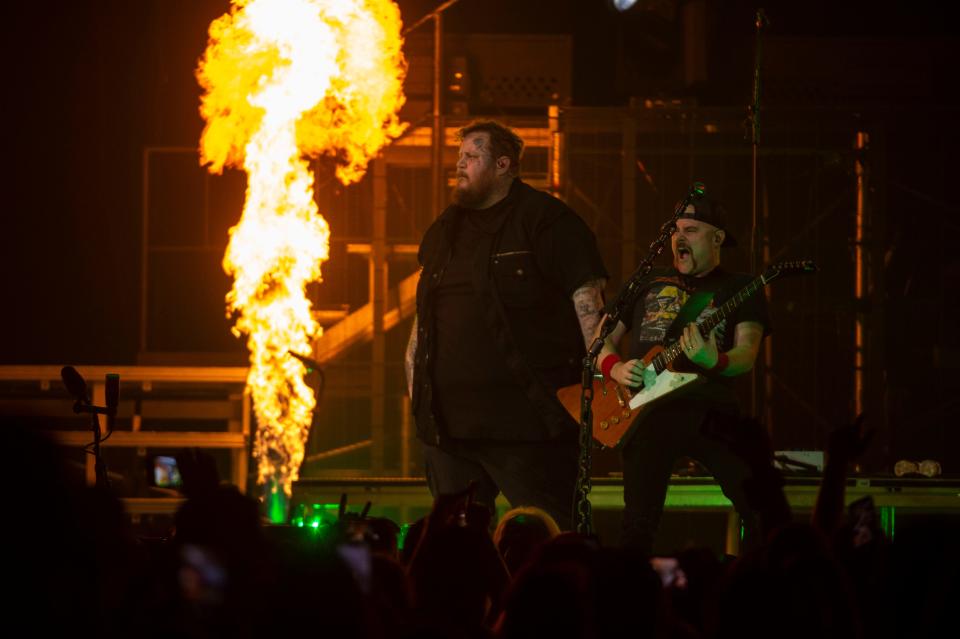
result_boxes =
[413,179,608,445]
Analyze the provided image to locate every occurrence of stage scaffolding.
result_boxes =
[0,105,876,517]
[285,104,876,483]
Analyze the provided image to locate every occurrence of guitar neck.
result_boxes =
[653,275,766,372]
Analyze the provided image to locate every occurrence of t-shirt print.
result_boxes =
[639,279,688,344]
[639,277,730,348]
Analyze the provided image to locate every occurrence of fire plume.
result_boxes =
[196,0,406,504]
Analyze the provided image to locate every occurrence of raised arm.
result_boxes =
[812,414,873,538]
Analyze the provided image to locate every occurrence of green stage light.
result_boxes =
[290,502,342,530]
[880,506,896,540]
[397,523,412,551]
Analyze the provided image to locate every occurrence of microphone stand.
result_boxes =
[573,183,705,534]
[72,400,113,489]
[748,8,769,419]
[61,367,118,490]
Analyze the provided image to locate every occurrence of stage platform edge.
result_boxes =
[291,475,960,554]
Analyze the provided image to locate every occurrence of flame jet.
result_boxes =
[197,0,406,506]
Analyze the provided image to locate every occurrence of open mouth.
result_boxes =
[677,246,691,259]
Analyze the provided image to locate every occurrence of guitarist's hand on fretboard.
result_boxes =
[679,321,720,369]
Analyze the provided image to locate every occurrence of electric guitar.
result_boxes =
[557,260,817,449]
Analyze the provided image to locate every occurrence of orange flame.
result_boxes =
[197,0,406,499]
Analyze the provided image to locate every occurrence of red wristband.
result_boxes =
[600,354,621,380]
[710,352,730,373]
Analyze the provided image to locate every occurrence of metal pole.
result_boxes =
[762,186,774,429]
[372,159,388,474]
[431,13,444,217]
[140,149,150,354]
[621,116,637,280]
[749,9,768,423]
[854,131,868,417]
[548,105,561,196]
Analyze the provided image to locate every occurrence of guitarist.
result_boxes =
[597,198,770,554]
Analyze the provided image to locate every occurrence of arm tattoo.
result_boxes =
[572,279,606,348]
[405,316,418,397]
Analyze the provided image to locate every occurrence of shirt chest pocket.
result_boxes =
[491,251,545,308]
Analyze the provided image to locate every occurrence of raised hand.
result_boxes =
[430,481,478,528]
[827,413,874,464]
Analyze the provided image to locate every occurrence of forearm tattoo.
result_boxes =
[572,279,606,348]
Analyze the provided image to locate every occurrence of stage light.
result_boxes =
[612,0,639,11]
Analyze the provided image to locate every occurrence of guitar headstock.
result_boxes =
[761,260,818,284]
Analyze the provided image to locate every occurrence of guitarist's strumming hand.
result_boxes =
[610,359,657,390]
[680,322,720,369]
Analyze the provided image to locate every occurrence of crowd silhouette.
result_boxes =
[5,414,958,638]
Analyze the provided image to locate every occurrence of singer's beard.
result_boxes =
[452,172,497,209]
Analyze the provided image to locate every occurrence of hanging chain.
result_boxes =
[574,365,594,535]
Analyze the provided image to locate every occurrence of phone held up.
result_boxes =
[147,454,183,489]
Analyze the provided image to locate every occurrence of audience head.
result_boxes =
[494,506,561,575]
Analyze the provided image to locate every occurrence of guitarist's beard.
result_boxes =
[673,242,719,277]
[674,254,699,274]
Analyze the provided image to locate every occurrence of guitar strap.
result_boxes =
[664,290,714,342]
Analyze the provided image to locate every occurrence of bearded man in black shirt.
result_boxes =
[405,121,607,529]
[597,199,770,554]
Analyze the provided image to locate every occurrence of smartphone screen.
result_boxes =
[650,556,687,589]
[337,543,372,593]
[153,455,183,488]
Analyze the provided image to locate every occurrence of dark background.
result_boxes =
[3,1,958,468]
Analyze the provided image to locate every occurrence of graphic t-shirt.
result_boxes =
[619,266,771,406]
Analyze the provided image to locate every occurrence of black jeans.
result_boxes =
[422,435,579,530]
[620,401,762,555]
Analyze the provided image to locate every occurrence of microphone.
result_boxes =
[755,8,770,29]
[61,366,90,405]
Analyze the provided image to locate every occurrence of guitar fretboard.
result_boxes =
[651,275,766,373]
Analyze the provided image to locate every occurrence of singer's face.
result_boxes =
[672,218,723,277]
[453,132,499,209]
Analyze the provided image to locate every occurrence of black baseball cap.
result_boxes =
[678,198,737,247]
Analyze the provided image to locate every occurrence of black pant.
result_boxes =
[620,401,761,555]
[422,435,579,530]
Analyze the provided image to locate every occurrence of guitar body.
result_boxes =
[556,345,705,449]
